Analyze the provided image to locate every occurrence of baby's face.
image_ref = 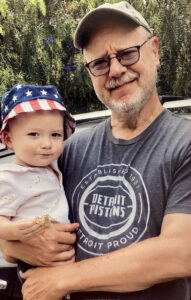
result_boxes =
[6,110,64,167]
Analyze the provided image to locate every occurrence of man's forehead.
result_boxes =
[83,17,140,50]
[83,23,144,55]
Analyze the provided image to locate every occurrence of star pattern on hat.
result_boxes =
[13,96,17,102]
[1,84,76,142]
[41,90,47,95]
[16,84,22,90]
[26,90,32,96]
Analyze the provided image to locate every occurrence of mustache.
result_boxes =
[105,73,138,90]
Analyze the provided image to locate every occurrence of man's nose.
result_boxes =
[108,57,127,78]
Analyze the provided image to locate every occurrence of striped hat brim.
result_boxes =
[0,99,75,144]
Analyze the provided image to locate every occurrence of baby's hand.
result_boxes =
[13,219,45,241]
[34,214,56,228]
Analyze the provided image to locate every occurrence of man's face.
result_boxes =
[83,23,160,117]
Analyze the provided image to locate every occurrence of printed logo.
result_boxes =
[72,164,150,256]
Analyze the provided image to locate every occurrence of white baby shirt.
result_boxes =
[0,162,69,267]
[0,162,69,222]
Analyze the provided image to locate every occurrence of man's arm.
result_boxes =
[0,223,78,266]
[22,213,191,300]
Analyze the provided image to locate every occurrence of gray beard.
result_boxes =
[97,88,153,129]
[96,70,157,129]
[106,94,148,129]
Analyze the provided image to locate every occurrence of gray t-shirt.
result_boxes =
[59,109,191,300]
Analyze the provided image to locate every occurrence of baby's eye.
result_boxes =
[52,133,63,137]
[28,132,39,136]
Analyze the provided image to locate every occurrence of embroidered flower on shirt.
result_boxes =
[35,176,41,184]
[5,196,14,202]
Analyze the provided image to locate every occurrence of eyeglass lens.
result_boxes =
[88,47,139,76]
[86,36,153,76]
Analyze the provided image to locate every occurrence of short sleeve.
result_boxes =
[165,144,191,215]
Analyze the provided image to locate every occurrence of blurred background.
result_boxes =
[0,0,191,114]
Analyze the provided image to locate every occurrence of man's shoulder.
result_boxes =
[168,110,191,123]
[163,110,191,133]
[161,111,191,153]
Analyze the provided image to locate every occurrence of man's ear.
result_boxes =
[152,36,160,68]
[3,131,13,150]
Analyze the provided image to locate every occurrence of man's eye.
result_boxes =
[120,49,137,61]
[28,132,38,136]
[91,58,109,70]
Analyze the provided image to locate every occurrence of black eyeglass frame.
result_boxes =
[85,35,153,77]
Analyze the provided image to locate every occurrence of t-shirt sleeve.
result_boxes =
[0,170,21,217]
[165,144,191,215]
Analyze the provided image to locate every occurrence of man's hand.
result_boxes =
[13,218,45,241]
[19,214,191,297]
[0,216,45,241]
[1,222,79,266]
[21,266,67,300]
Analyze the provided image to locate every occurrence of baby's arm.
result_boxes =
[0,216,44,241]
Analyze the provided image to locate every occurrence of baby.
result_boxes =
[0,84,75,268]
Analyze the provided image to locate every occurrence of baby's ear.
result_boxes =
[3,131,13,149]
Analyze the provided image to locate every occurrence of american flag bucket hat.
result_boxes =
[0,84,75,144]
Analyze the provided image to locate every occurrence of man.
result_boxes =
[1,2,191,300]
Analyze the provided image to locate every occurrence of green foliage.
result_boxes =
[154,0,191,97]
[0,0,191,118]
[0,0,9,17]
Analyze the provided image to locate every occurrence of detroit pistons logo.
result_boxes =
[72,164,150,256]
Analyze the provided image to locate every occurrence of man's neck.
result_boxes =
[110,96,163,140]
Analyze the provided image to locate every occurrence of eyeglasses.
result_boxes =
[85,35,153,77]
